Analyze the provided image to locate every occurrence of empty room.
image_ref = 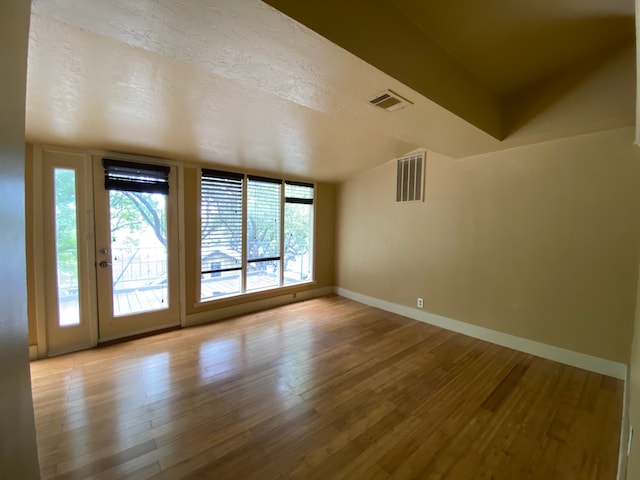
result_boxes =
[3,0,640,479]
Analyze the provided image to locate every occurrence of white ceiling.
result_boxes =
[26,0,636,182]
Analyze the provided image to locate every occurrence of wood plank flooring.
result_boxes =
[30,296,623,479]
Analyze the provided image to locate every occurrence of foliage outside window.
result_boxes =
[200,170,314,301]
[247,176,281,291]
[284,182,313,285]
[54,168,81,326]
[200,170,244,299]
[103,159,171,315]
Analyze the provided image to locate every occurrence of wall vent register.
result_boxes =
[396,151,425,203]
[369,89,413,112]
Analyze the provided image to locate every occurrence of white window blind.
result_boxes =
[200,169,243,300]
[285,181,314,203]
[199,170,315,302]
[247,176,282,291]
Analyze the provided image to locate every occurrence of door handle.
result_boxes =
[99,261,112,268]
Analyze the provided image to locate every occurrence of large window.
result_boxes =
[247,176,281,291]
[200,170,244,300]
[284,181,314,285]
[200,170,314,302]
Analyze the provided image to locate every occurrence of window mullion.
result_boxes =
[279,182,285,287]
[196,169,202,302]
[241,175,248,294]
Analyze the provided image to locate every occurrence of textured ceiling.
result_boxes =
[25,0,636,182]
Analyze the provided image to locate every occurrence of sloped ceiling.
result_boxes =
[392,0,634,97]
[264,0,635,139]
[25,0,636,182]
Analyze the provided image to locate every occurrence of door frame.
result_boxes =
[92,153,182,341]
[33,146,99,357]
[31,146,186,357]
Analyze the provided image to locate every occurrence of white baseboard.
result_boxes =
[618,373,629,480]
[185,286,334,327]
[335,287,627,380]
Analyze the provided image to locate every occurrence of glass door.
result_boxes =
[94,158,180,341]
[41,149,96,355]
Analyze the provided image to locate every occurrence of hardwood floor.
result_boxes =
[31,296,623,479]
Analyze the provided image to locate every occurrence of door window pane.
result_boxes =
[109,191,168,316]
[54,168,81,327]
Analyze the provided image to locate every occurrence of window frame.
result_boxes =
[283,180,315,286]
[197,169,315,304]
[246,175,283,292]
[199,169,245,301]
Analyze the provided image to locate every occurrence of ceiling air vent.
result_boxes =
[369,89,413,112]
[396,151,425,203]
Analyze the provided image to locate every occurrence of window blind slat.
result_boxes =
[285,180,314,189]
[285,183,314,204]
[202,169,243,180]
[103,158,170,194]
[201,171,243,297]
[247,178,281,262]
[247,175,283,185]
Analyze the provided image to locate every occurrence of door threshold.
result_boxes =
[97,325,181,347]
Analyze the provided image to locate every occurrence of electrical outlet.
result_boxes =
[417,298,424,309]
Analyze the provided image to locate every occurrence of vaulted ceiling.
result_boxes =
[26,0,636,182]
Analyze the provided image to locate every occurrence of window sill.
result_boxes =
[195,280,317,309]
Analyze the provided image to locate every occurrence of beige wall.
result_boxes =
[337,127,640,363]
[628,264,640,479]
[616,6,640,476]
[0,1,40,478]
